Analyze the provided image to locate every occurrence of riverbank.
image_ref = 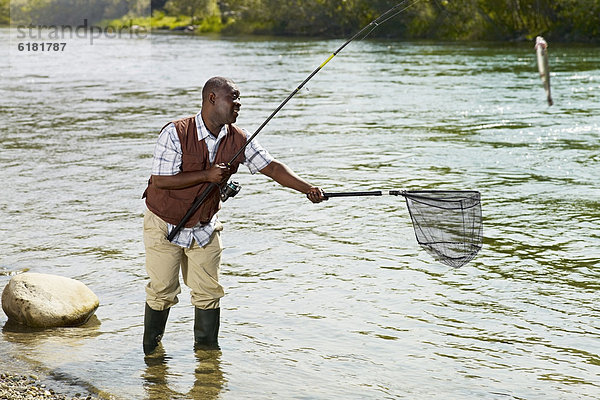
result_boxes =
[98,11,227,35]
[0,373,98,400]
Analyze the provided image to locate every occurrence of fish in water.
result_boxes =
[535,36,553,106]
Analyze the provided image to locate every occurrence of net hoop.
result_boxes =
[402,190,483,268]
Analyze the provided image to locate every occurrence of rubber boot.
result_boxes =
[194,308,220,350]
[143,303,170,356]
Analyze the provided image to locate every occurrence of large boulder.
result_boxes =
[1,272,99,328]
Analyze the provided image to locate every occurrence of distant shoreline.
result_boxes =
[0,22,599,44]
[2,24,600,45]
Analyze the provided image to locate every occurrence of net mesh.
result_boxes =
[402,190,482,268]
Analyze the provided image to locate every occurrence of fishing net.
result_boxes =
[398,190,482,268]
[323,189,483,267]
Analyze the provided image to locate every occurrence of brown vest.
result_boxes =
[144,116,247,227]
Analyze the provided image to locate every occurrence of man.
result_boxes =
[142,76,325,355]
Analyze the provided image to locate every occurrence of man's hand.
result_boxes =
[152,164,231,190]
[306,186,326,203]
[206,163,231,184]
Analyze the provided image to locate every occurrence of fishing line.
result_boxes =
[166,0,484,267]
[358,0,426,41]
[166,0,483,269]
[167,0,425,242]
[227,0,428,165]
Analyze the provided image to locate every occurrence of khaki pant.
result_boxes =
[143,210,224,311]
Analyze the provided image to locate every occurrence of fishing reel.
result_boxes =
[220,181,241,202]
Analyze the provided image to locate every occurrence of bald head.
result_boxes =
[202,77,236,104]
[201,76,242,134]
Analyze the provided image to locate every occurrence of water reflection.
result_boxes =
[2,315,102,341]
[143,348,224,400]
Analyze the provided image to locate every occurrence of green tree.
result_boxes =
[5,0,600,40]
[0,0,9,25]
[554,0,600,40]
[222,0,600,41]
[8,0,149,25]
[166,0,216,23]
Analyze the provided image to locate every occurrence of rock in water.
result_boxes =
[1,272,99,328]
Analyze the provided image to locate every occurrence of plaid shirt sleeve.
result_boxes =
[151,123,182,176]
[241,128,274,174]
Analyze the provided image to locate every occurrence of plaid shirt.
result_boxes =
[151,112,273,247]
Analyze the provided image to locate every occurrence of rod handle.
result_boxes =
[166,183,219,241]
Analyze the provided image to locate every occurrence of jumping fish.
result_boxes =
[535,36,553,106]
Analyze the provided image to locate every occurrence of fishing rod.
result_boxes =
[167,0,423,242]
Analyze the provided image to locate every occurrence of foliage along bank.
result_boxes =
[3,0,600,42]
[221,0,598,42]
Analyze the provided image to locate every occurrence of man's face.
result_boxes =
[213,82,241,125]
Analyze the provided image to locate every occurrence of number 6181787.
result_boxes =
[18,42,66,51]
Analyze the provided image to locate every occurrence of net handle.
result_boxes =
[324,190,480,200]
[323,191,383,198]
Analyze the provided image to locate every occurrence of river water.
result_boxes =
[1,29,599,399]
